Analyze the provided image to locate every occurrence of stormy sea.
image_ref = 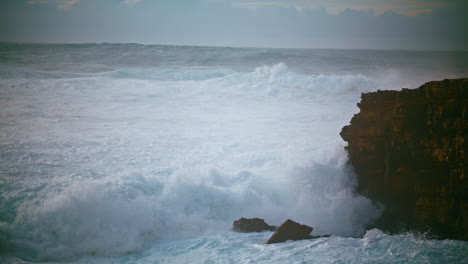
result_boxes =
[0,43,467,264]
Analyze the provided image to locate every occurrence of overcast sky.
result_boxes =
[1,0,467,50]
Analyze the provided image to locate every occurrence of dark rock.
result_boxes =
[340,79,468,240]
[309,234,331,239]
[233,217,277,232]
[266,219,313,244]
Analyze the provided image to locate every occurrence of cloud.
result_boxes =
[123,0,142,7]
[26,0,143,9]
[5,0,467,50]
[57,0,79,8]
[232,1,288,9]
[231,0,453,15]
[27,0,79,9]
[398,8,433,16]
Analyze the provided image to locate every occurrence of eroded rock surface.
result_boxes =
[340,79,468,240]
[233,217,277,232]
[266,219,313,244]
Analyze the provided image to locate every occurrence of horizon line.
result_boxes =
[1,41,467,53]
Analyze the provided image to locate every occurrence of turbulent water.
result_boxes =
[0,43,467,263]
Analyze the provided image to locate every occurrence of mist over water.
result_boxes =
[1,43,467,263]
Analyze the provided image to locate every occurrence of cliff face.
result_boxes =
[340,79,468,240]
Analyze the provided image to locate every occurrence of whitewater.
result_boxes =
[0,43,467,263]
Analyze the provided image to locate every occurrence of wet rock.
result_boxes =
[340,79,468,240]
[233,217,277,232]
[309,234,331,239]
[266,219,313,244]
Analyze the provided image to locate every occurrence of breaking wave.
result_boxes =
[2,43,467,262]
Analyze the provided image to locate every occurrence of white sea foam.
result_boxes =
[1,44,467,262]
[0,62,381,259]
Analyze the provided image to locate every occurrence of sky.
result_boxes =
[0,0,467,50]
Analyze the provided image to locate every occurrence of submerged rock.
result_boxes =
[266,219,313,244]
[233,217,277,232]
[340,79,468,240]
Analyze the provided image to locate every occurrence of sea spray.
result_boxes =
[0,64,380,259]
[1,43,467,262]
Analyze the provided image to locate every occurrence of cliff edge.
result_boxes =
[340,79,467,240]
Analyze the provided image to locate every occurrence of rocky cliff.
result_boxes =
[340,79,467,240]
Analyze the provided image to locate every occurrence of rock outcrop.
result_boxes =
[233,217,277,232]
[340,79,468,240]
[266,219,313,244]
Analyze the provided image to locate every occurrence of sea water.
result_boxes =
[0,43,467,263]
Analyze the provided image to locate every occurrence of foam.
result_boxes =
[3,54,462,261]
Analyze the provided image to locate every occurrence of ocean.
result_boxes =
[0,43,467,263]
